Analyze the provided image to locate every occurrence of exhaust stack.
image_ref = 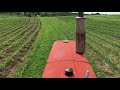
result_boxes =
[76,12,86,54]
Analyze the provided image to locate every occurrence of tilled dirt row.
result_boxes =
[0,21,37,51]
[0,17,40,78]
[0,18,30,43]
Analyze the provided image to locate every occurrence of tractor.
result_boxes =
[42,12,96,78]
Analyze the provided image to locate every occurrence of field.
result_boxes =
[0,15,119,78]
[0,16,40,77]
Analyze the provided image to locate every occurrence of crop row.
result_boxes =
[0,17,40,70]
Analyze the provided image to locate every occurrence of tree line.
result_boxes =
[0,12,78,17]
[0,12,102,17]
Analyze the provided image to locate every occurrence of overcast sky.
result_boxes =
[84,12,120,14]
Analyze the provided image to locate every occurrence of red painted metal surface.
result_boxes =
[42,40,96,78]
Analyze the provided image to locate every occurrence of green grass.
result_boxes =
[15,17,76,78]
[15,15,120,78]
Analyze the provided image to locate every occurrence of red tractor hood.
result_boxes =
[42,40,96,78]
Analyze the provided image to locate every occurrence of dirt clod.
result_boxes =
[0,56,4,61]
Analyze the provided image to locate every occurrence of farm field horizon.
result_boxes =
[0,15,119,78]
